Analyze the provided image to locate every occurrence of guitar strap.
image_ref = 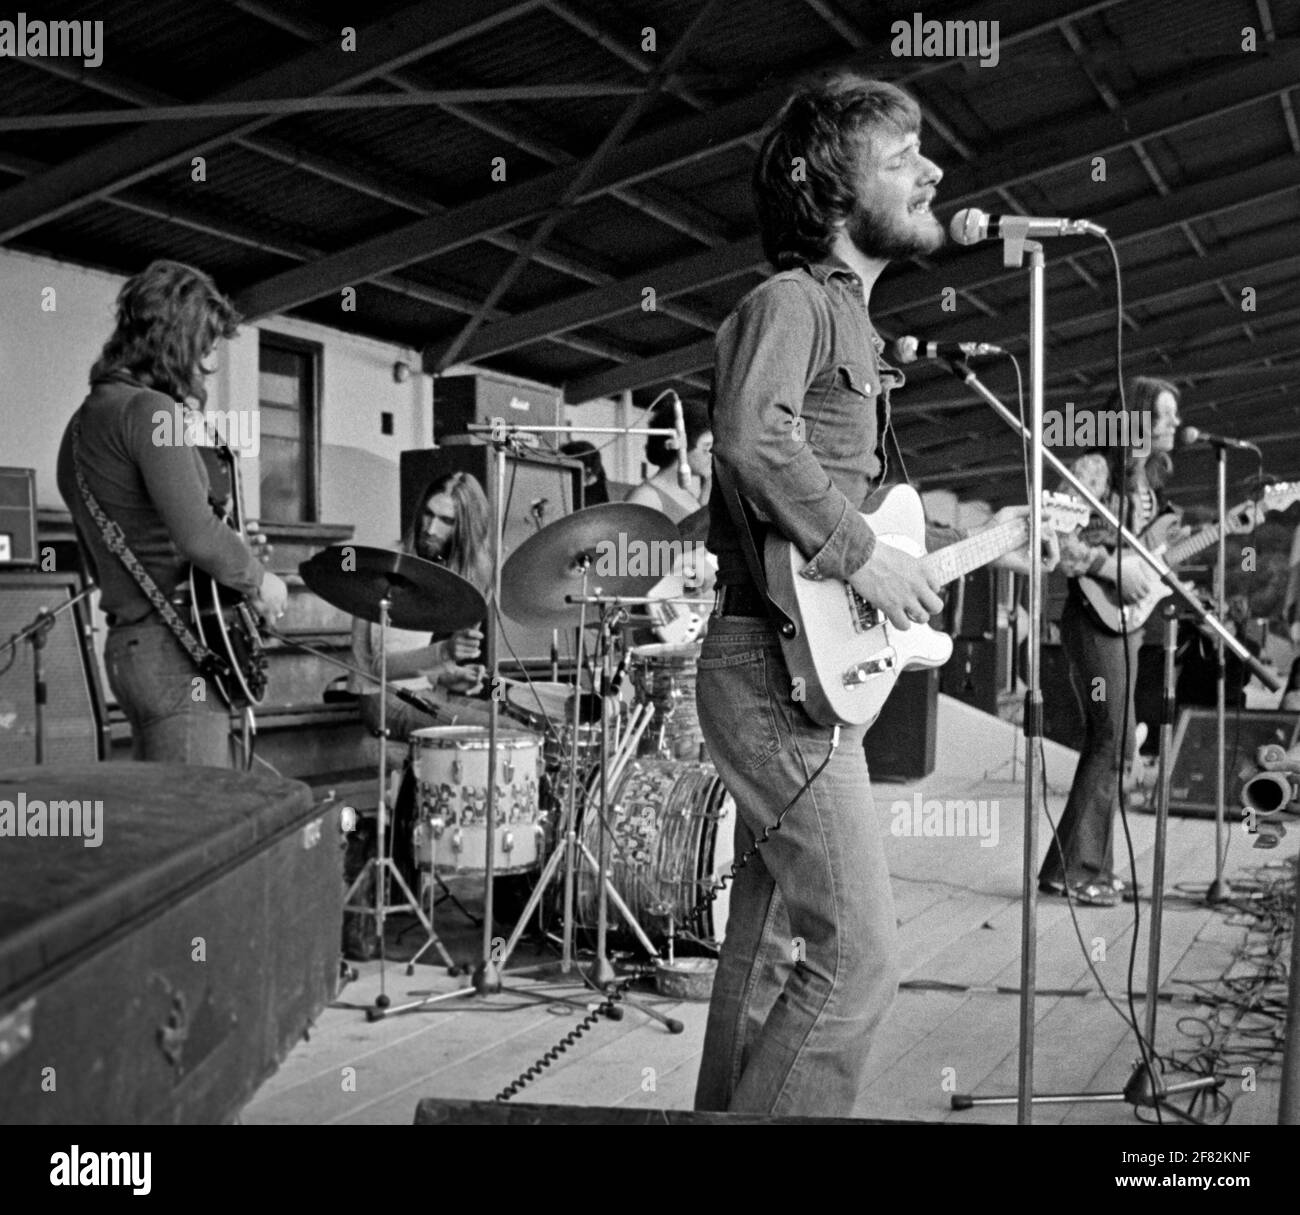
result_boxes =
[712,461,793,632]
[69,413,233,684]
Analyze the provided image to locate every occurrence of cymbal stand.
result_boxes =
[341,594,457,1014]
[492,592,663,975]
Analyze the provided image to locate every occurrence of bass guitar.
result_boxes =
[764,484,1089,728]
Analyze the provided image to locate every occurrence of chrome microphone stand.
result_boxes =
[935,366,1276,1120]
[1208,443,1233,904]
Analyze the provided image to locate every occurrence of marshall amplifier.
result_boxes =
[0,468,38,566]
[430,372,562,445]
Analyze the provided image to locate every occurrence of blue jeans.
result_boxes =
[1038,594,1140,886]
[104,617,232,766]
[693,615,900,1115]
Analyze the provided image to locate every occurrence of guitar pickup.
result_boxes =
[843,584,881,631]
[842,651,897,686]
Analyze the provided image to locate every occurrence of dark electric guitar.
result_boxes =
[764,484,1090,728]
[1075,481,1300,635]
[188,441,269,711]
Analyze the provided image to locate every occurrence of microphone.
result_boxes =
[889,335,1004,364]
[529,497,549,531]
[672,393,692,490]
[949,207,1107,245]
[1180,426,1261,455]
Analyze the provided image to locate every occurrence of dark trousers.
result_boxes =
[1039,594,1140,886]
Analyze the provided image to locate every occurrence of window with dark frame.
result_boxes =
[257,333,321,524]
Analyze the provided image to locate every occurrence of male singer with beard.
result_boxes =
[695,76,1052,1116]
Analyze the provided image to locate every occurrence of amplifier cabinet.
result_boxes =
[0,467,37,566]
[430,372,562,444]
[0,764,340,1124]
[400,446,584,664]
[0,571,107,767]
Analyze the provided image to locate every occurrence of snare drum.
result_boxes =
[629,642,703,760]
[502,680,572,735]
[409,727,543,875]
[577,759,734,947]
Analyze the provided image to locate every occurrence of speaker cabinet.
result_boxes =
[863,668,939,782]
[943,568,996,639]
[940,638,1001,715]
[0,571,107,767]
[1164,707,1299,817]
[0,468,38,566]
[429,372,562,444]
[400,446,584,665]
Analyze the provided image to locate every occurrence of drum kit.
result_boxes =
[297,494,735,1013]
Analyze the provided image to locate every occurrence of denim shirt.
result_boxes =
[708,257,904,585]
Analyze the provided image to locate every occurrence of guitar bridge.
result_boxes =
[842,650,897,686]
[843,584,881,632]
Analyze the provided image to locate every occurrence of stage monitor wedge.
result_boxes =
[1162,707,1299,817]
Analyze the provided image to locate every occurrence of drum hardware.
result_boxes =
[294,550,486,1005]
[366,418,711,1029]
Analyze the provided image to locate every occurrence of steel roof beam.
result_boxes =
[233,0,1138,319]
[0,0,544,241]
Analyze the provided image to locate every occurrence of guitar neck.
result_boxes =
[923,519,1027,587]
[1161,521,1221,569]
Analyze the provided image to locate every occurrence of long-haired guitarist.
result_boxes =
[696,75,1055,1117]
[349,470,493,738]
[1040,377,1186,906]
[56,260,288,766]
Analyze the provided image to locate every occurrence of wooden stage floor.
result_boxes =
[243,700,1296,1126]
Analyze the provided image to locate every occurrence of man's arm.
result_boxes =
[125,394,265,597]
[712,279,875,583]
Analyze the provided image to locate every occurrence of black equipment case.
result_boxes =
[0,763,341,1124]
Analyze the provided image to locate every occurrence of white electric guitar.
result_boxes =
[646,548,718,645]
[765,484,1090,728]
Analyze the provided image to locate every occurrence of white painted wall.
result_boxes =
[0,247,642,546]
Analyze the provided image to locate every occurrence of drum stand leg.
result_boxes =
[404,868,462,975]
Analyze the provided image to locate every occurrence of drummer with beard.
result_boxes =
[350,471,493,737]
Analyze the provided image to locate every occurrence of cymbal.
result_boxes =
[502,503,680,626]
[300,545,485,633]
[677,503,711,545]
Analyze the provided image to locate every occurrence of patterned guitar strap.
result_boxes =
[69,413,233,684]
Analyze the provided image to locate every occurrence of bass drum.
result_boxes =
[576,760,734,951]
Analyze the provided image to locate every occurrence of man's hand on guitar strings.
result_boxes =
[987,504,1060,574]
[848,544,944,631]
[252,570,289,622]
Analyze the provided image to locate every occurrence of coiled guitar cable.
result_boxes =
[494,727,842,1101]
